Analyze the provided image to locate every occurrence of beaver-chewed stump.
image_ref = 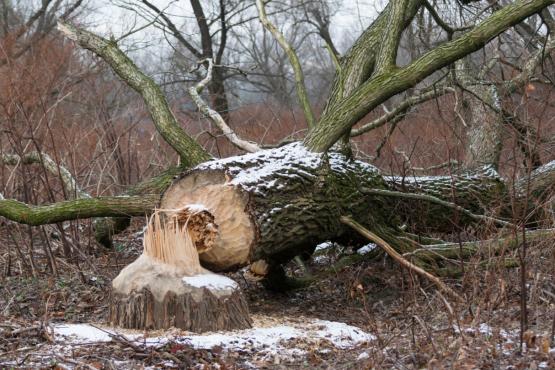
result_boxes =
[109,208,252,332]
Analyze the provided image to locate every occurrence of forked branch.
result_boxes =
[189,59,261,153]
[304,0,553,152]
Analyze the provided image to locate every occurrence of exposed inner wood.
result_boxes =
[167,205,218,253]
[250,259,269,276]
[114,211,206,300]
[161,170,254,270]
[110,209,252,331]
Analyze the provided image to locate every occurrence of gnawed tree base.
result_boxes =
[109,209,251,332]
[109,256,251,332]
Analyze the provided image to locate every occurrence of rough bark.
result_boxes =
[383,166,508,232]
[322,0,422,114]
[159,143,517,272]
[110,285,252,332]
[460,85,504,171]
[304,0,554,152]
[161,143,392,271]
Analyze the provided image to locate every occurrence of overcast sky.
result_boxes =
[88,0,382,54]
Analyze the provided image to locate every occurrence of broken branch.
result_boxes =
[340,216,464,302]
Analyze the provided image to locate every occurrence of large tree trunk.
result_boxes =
[160,142,512,272]
[161,143,392,271]
[384,167,508,232]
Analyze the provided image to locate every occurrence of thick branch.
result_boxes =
[256,0,315,129]
[189,59,260,153]
[0,195,158,226]
[374,0,409,74]
[323,0,422,113]
[57,21,211,166]
[1,151,89,199]
[304,0,554,152]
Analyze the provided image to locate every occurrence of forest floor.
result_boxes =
[0,221,554,369]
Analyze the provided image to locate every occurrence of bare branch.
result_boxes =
[1,151,89,199]
[256,0,316,129]
[351,86,455,136]
[57,21,211,166]
[139,0,202,58]
[189,59,261,153]
[361,188,514,228]
[341,216,464,302]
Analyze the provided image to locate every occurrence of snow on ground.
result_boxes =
[357,243,377,255]
[182,274,238,290]
[51,315,375,360]
[315,241,333,252]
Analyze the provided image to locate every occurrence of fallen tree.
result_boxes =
[1,0,554,328]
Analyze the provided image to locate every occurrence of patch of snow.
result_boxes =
[182,274,238,290]
[51,317,375,356]
[183,204,208,212]
[315,320,374,348]
[479,323,493,336]
[315,241,333,252]
[385,164,501,185]
[53,323,117,342]
[179,325,301,350]
[357,243,377,255]
[357,352,370,361]
[197,142,379,193]
[313,255,330,264]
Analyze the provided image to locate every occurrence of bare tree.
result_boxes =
[1,0,554,308]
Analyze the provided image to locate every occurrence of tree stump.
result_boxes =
[109,207,252,332]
